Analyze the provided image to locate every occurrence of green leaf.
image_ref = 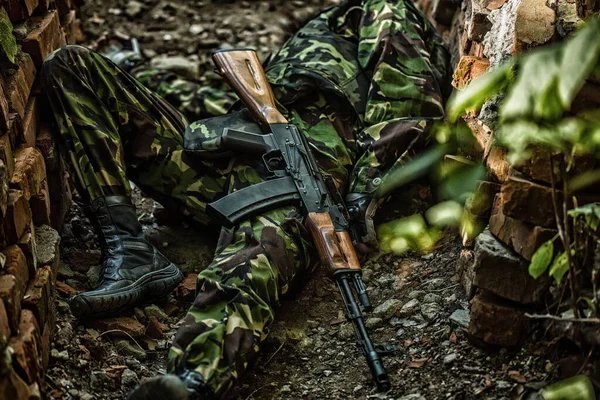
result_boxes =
[541,375,595,400]
[568,203,600,231]
[437,164,486,203]
[446,61,515,123]
[529,238,555,279]
[425,201,463,227]
[549,251,569,283]
[577,296,597,314]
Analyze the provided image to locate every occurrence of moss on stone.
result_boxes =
[0,7,18,64]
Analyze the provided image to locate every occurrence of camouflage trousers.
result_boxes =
[40,0,450,396]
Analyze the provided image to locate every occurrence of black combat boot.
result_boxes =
[70,195,183,318]
[127,371,215,400]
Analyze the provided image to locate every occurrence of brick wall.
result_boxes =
[417,0,600,347]
[0,0,79,398]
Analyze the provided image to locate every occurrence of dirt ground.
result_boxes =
[45,1,562,399]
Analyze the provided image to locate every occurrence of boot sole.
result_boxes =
[71,263,184,319]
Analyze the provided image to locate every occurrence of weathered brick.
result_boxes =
[431,0,461,25]
[19,97,39,148]
[34,120,56,170]
[489,193,559,260]
[514,0,556,52]
[60,9,76,44]
[17,10,63,67]
[22,266,53,329]
[6,113,22,150]
[485,145,509,183]
[577,0,600,18]
[0,300,10,343]
[0,368,31,399]
[54,0,72,15]
[10,147,47,201]
[2,0,40,22]
[49,167,71,232]
[0,274,23,334]
[472,229,549,304]
[469,290,528,347]
[0,159,8,218]
[513,148,595,185]
[0,82,9,131]
[34,225,60,278]
[17,223,38,276]
[0,8,18,65]
[30,181,51,226]
[40,310,54,369]
[452,56,490,89]
[4,190,32,244]
[1,245,29,297]
[9,310,43,387]
[0,53,36,118]
[0,134,16,178]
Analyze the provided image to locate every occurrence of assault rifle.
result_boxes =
[208,49,393,390]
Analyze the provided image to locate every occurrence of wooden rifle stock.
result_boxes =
[212,49,287,132]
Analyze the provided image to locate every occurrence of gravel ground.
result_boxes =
[45,1,562,399]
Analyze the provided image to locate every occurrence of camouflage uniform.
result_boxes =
[40,0,451,396]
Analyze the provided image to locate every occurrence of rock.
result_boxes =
[87,317,145,337]
[125,359,142,371]
[398,394,426,400]
[449,309,471,328]
[144,304,169,323]
[489,193,558,260]
[420,303,441,321]
[452,56,490,89]
[422,293,442,304]
[35,225,60,273]
[366,318,383,329]
[280,384,291,393]
[468,0,493,41]
[372,299,402,320]
[115,339,147,361]
[338,324,354,339]
[398,299,419,317]
[125,0,144,18]
[514,0,556,52]
[90,370,115,390]
[150,56,200,81]
[483,0,522,66]
[407,290,426,300]
[175,273,197,301]
[471,229,549,304]
[469,290,527,347]
[86,264,101,289]
[80,393,94,400]
[145,316,168,340]
[443,353,458,365]
[556,0,583,37]
[189,24,204,35]
[121,369,139,389]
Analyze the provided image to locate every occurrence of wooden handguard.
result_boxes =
[212,49,287,132]
[306,212,362,273]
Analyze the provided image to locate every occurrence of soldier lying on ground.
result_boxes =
[39,0,452,398]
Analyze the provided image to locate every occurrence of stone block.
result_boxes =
[175,273,197,301]
[0,300,10,343]
[4,190,32,245]
[0,8,18,65]
[17,223,38,276]
[514,0,556,52]
[0,368,31,399]
[0,274,23,334]
[469,290,528,347]
[2,0,40,22]
[30,182,51,226]
[457,249,476,298]
[513,148,595,185]
[87,317,146,337]
[472,229,549,304]
[485,145,509,183]
[576,0,600,18]
[0,53,36,118]
[19,97,39,148]
[10,147,47,201]
[16,10,63,67]
[34,120,56,171]
[8,310,43,387]
[54,0,72,15]
[0,159,8,218]
[6,113,22,150]
[40,309,54,369]
[0,83,9,131]
[60,9,77,44]
[452,56,491,89]
[22,266,53,328]
[0,134,16,179]
[489,193,559,260]
[1,245,29,297]
[34,225,60,278]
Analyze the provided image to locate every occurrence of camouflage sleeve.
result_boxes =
[349,0,453,194]
[131,67,238,121]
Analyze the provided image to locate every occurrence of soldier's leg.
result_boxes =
[39,45,228,317]
[132,67,237,122]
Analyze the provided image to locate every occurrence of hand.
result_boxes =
[345,193,378,254]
